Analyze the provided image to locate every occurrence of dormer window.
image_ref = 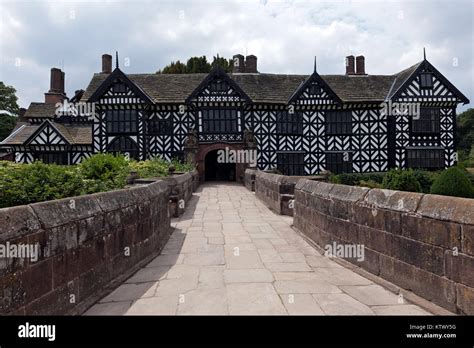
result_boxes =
[420,73,433,89]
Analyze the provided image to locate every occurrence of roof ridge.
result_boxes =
[392,61,423,76]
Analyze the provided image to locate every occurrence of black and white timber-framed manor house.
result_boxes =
[1,52,469,181]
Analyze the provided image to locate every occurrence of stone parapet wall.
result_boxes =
[245,170,325,216]
[253,171,301,216]
[244,169,257,192]
[293,179,474,314]
[164,170,199,217]
[0,172,198,315]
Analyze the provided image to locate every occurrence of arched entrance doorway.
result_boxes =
[205,149,236,181]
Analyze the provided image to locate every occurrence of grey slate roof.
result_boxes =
[1,122,92,146]
[23,102,58,119]
[1,124,39,145]
[81,68,413,104]
[386,62,423,99]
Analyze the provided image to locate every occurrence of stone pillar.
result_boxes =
[242,128,258,182]
[183,129,198,168]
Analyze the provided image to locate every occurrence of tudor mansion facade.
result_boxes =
[1,53,469,180]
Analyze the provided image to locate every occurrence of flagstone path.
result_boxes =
[85,182,431,315]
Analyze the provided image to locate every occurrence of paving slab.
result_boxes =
[86,183,432,316]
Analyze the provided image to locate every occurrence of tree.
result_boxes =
[157,55,234,74]
[186,56,211,73]
[210,56,234,73]
[157,60,187,74]
[0,82,19,141]
[457,108,474,166]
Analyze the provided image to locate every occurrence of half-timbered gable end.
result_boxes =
[87,67,153,160]
[1,53,469,179]
[387,59,468,169]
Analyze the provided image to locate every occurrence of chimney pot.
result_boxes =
[232,54,245,73]
[356,55,366,75]
[102,54,112,73]
[245,55,258,73]
[345,55,355,75]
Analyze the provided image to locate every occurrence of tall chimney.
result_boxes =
[356,55,366,75]
[245,55,258,73]
[45,68,65,104]
[49,68,62,93]
[102,54,112,73]
[345,55,355,75]
[233,54,245,73]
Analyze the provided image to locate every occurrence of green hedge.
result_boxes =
[329,167,473,198]
[0,153,194,208]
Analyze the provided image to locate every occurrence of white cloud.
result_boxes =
[0,0,472,111]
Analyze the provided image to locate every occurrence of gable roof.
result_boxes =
[88,68,154,103]
[386,62,423,100]
[0,123,39,145]
[286,71,342,104]
[24,119,71,145]
[0,120,92,146]
[388,60,470,104]
[186,66,252,103]
[80,60,469,105]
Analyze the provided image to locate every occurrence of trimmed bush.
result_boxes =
[382,169,422,192]
[430,167,474,198]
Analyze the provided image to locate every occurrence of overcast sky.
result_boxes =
[0,0,473,111]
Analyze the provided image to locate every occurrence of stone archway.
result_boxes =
[196,143,246,183]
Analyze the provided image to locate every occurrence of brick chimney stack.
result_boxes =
[345,55,355,75]
[245,55,258,73]
[233,54,245,73]
[356,55,366,75]
[44,68,66,104]
[102,54,112,73]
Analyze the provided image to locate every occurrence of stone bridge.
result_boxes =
[1,170,472,315]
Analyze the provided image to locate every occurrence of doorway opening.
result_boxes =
[205,149,236,181]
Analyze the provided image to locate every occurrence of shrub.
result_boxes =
[382,168,422,192]
[430,167,474,198]
[330,172,385,186]
[0,153,196,208]
[412,169,439,193]
[129,157,169,178]
[78,153,129,193]
[329,174,341,184]
[0,161,83,208]
[171,158,195,173]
